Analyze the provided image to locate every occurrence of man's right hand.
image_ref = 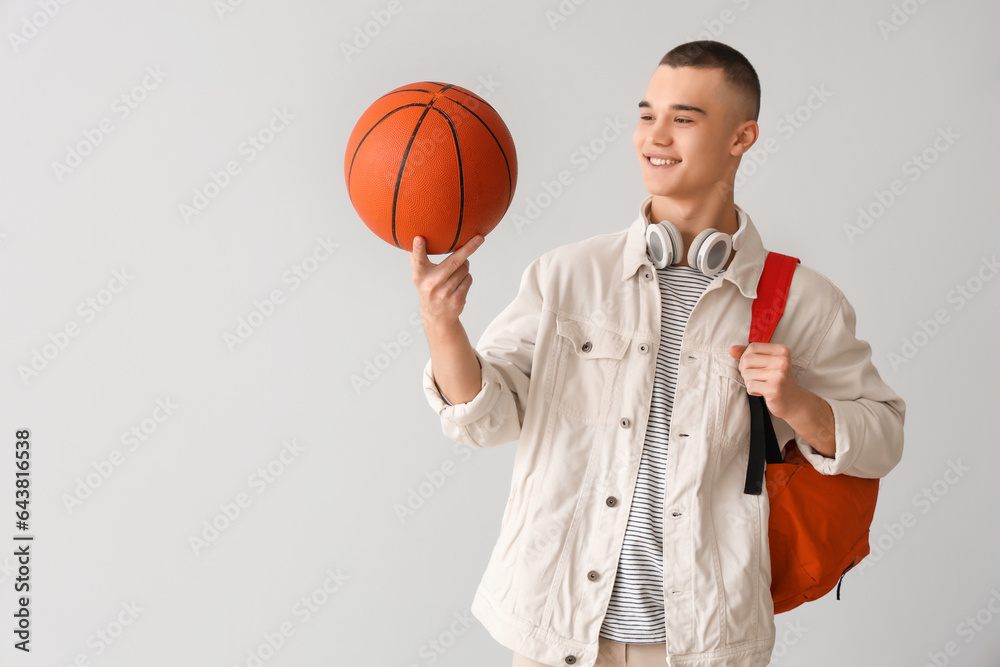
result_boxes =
[408,234,485,330]
[407,234,486,405]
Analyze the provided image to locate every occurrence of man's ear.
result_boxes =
[730,120,759,157]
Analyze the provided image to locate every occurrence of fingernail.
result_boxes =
[475,236,484,244]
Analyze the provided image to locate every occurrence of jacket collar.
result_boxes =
[622,195,766,299]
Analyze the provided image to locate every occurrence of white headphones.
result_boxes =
[644,202,748,277]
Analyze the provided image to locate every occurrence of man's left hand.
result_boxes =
[728,342,836,458]
[728,342,803,421]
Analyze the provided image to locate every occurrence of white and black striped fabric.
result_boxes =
[599,263,724,643]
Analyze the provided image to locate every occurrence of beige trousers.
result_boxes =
[512,637,667,667]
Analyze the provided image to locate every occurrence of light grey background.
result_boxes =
[1,0,998,665]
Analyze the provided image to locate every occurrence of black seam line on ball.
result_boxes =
[392,84,457,248]
[393,105,432,247]
[347,102,427,191]
[429,84,464,253]
[445,87,502,117]
[427,106,464,253]
[439,95,514,208]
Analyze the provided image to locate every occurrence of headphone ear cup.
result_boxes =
[645,221,683,269]
[688,228,733,277]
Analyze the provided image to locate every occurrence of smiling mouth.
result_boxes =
[647,156,681,167]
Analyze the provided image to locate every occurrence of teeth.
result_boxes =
[649,157,680,166]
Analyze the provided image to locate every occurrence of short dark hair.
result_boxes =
[659,40,760,123]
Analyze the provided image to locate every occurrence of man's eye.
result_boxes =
[676,118,692,124]
[640,115,652,121]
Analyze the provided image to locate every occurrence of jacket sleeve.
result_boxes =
[792,293,905,478]
[421,256,545,449]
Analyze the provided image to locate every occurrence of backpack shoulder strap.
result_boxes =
[749,252,800,344]
[743,251,800,495]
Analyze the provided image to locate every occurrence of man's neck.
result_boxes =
[648,194,740,270]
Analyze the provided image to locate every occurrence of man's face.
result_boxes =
[633,65,748,203]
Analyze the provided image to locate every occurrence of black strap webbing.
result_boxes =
[743,393,784,495]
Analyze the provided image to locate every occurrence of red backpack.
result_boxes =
[742,252,880,614]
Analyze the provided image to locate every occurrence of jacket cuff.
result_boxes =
[424,352,485,411]
[793,396,904,478]
[434,377,454,406]
[422,351,519,448]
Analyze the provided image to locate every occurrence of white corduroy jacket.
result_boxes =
[421,198,905,667]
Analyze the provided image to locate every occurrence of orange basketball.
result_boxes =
[344,81,517,255]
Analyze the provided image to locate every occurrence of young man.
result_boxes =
[408,41,905,667]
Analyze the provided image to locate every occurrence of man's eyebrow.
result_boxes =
[637,100,707,115]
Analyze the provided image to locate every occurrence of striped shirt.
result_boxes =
[599,262,724,643]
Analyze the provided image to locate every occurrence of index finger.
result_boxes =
[439,234,484,272]
[739,343,790,369]
[744,342,788,357]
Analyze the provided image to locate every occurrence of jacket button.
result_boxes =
[581,341,592,353]
[587,570,599,581]
[606,496,618,507]
[564,657,577,665]
[671,510,682,517]
[638,343,649,353]
[643,271,652,280]
[619,417,630,428]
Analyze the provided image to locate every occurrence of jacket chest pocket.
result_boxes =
[712,353,752,448]
[553,316,631,423]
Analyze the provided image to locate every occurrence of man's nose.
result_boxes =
[649,130,672,146]
[647,121,673,144]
